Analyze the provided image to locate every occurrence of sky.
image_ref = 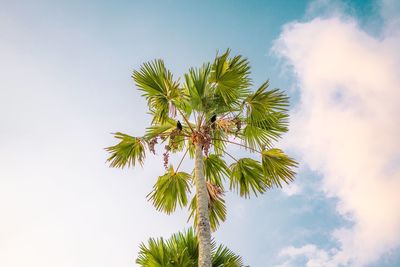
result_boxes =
[0,0,399,266]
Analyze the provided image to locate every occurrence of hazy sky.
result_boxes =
[1,0,399,266]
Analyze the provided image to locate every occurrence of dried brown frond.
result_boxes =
[206,181,224,207]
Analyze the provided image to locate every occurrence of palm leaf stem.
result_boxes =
[176,148,189,173]
[211,138,262,154]
[177,108,195,133]
[223,150,239,163]
[217,105,241,121]
[198,112,206,130]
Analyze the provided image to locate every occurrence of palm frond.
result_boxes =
[136,228,244,267]
[132,59,183,123]
[106,132,146,168]
[212,245,244,267]
[209,49,251,107]
[145,118,177,139]
[211,128,227,155]
[184,63,211,111]
[248,112,288,138]
[229,158,268,198]
[262,148,297,188]
[148,167,191,214]
[188,185,227,232]
[245,82,289,123]
[137,229,198,267]
[241,124,272,150]
[206,183,227,231]
[136,237,170,266]
[242,111,288,148]
[168,228,198,265]
[240,82,289,149]
[245,82,289,118]
[204,154,230,189]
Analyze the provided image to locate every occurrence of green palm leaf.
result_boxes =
[168,229,198,266]
[188,183,227,232]
[229,158,268,198]
[137,237,171,267]
[184,64,212,111]
[248,112,288,138]
[212,244,243,267]
[242,82,289,148]
[211,127,227,155]
[245,81,289,118]
[145,118,178,139]
[209,49,251,107]
[242,124,272,150]
[132,59,183,124]
[204,154,230,189]
[106,132,146,168]
[262,148,297,188]
[136,228,244,267]
[207,195,227,232]
[148,167,191,214]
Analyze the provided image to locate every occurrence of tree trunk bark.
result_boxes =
[194,143,212,267]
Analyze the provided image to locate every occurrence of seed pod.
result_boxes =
[163,151,169,170]
[148,137,158,154]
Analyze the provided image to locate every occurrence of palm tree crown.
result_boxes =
[106,49,297,266]
[106,49,297,229]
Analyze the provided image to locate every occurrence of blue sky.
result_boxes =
[1,0,399,266]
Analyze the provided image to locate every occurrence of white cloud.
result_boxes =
[276,245,332,267]
[273,1,400,266]
[282,183,302,196]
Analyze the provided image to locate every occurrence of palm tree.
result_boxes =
[106,49,297,267]
[136,228,244,267]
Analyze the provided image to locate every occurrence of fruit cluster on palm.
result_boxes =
[106,49,297,267]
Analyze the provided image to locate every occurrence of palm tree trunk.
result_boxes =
[194,143,212,267]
